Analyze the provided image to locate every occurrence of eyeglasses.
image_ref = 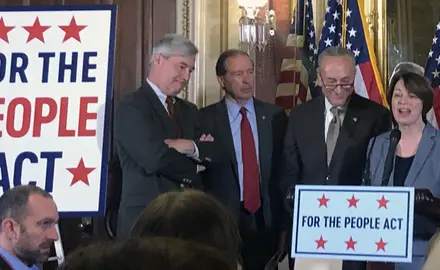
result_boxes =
[319,74,354,91]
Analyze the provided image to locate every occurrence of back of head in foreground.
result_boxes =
[130,190,241,263]
[57,237,235,270]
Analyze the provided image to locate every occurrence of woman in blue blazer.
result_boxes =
[367,71,440,270]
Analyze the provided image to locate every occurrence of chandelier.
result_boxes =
[237,0,276,56]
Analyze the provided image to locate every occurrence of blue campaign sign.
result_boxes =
[291,185,415,263]
[0,5,116,216]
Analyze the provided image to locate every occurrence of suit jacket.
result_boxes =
[199,98,288,233]
[281,94,392,191]
[281,94,391,270]
[368,123,440,262]
[114,83,214,238]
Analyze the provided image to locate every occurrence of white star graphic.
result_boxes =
[309,43,314,50]
[436,55,440,65]
[429,50,434,58]
[326,6,331,13]
[433,37,438,45]
[309,30,314,38]
[346,42,352,49]
[346,9,352,18]
[433,70,440,78]
[437,22,440,30]
[324,38,332,47]
[353,49,360,57]
[333,11,340,20]
[329,24,336,33]
[348,27,357,37]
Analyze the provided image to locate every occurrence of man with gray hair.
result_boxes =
[114,33,216,238]
[0,185,59,269]
[281,46,392,270]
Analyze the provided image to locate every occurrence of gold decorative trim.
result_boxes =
[376,0,388,89]
[180,0,191,100]
[182,0,190,38]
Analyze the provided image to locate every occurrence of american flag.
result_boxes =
[275,0,317,111]
[424,17,440,128]
[317,0,386,105]
[317,0,342,54]
[345,0,386,105]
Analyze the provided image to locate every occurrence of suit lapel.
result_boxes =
[379,137,394,186]
[329,95,361,171]
[405,124,436,186]
[309,97,327,170]
[140,83,177,138]
[216,99,239,180]
[254,99,271,183]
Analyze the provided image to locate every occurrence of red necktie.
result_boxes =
[166,96,181,138]
[240,107,261,213]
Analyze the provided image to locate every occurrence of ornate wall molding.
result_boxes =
[177,0,231,107]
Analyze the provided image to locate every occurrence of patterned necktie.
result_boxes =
[239,107,261,213]
[165,96,181,138]
[326,106,341,166]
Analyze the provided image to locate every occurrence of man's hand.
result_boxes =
[164,139,195,155]
[199,134,214,142]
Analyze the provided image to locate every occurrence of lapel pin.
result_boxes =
[353,117,358,122]
[262,116,266,120]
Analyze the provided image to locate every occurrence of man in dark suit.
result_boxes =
[114,34,214,238]
[281,46,392,270]
[200,49,288,270]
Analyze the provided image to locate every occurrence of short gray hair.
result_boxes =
[0,185,52,228]
[318,46,356,68]
[150,33,198,63]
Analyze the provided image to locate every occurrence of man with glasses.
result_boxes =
[280,46,392,270]
[114,34,215,238]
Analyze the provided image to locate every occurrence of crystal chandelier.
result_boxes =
[237,0,276,56]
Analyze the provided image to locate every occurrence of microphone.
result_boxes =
[380,129,401,186]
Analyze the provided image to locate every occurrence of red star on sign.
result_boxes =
[0,17,15,43]
[377,195,389,209]
[23,17,50,43]
[59,16,87,42]
[315,235,327,249]
[345,236,357,251]
[375,237,387,252]
[66,158,96,186]
[317,193,329,208]
[347,194,360,208]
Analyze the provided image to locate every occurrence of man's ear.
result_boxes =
[1,218,19,241]
[153,54,163,66]
[316,68,323,87]
[217,76,225,89]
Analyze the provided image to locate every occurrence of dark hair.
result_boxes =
[387,71,433,123]
[57,237,235,270]
[0,185,52,226]
[130,190,241,264]
[215,49,252,76]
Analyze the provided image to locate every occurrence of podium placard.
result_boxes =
[291,185,414,263]
[0,5,116,216]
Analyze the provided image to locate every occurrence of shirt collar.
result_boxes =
[324,97,349,114]
[146,78,171,105]
[0,248,39,269]
[225,97,255,119]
